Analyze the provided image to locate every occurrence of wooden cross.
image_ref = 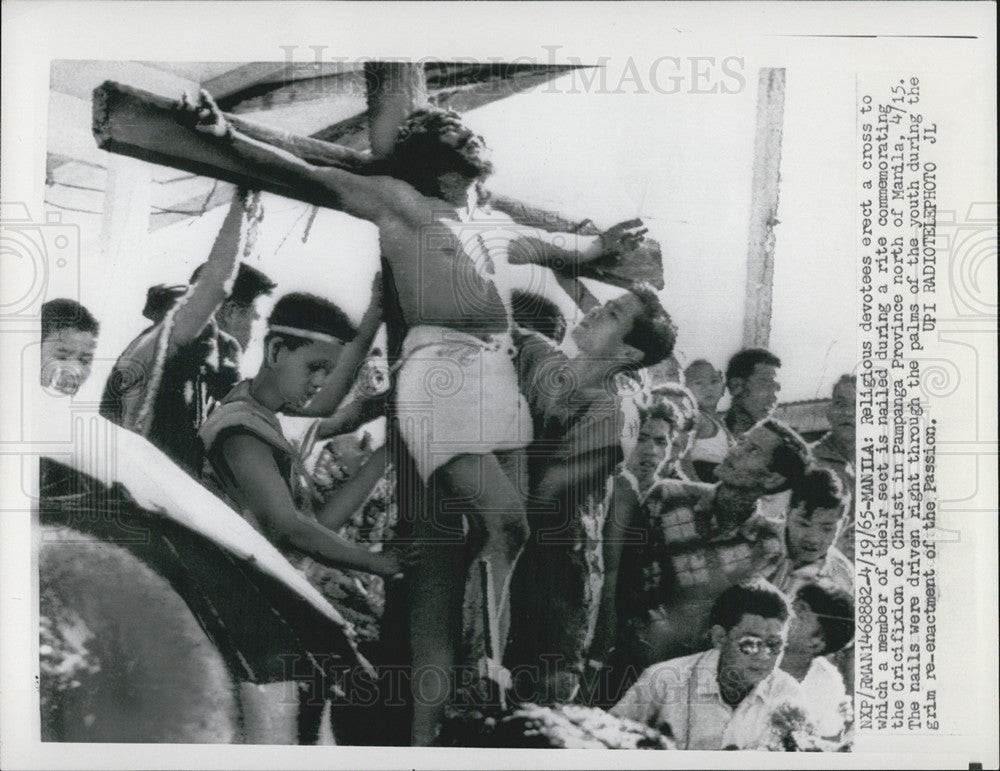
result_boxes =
[91,63,664,295]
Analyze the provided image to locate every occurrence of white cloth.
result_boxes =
[756,488,792,526]
[611,649,804,750]
[799,657,849,738]
[395,325,531,480]
[689,414,733,464]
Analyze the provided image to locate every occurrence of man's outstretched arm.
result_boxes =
[507,218,648,269]
[182,90,408,225]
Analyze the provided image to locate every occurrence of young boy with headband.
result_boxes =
[199,291,401,579]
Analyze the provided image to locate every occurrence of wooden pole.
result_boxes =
[742,68,786,349]
[364,62,429,158]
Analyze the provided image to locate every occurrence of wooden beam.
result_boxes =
[93,80,663,290]
[92,81,384,210]
[309,64,586,145]
[364,62,429,158]
[742,68,786,348]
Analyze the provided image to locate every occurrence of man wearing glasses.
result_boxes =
[610,581,804,750]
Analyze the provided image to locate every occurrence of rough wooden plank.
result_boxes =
[742,68,786,348]
[92,81,379,181]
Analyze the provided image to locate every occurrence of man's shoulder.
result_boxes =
[636,651,707,686]
[198,384,283,452]
[114,326,160,367]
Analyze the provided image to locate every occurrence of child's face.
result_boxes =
[40,328,98,396]
[826,379,856,447]
[684,363,724,410]
[627,417,673,486]
[274,339,342,410]
[786,504,842,567]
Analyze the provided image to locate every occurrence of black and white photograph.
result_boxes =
[1,2,996,768]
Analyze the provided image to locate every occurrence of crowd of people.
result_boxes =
[37,91,857,750]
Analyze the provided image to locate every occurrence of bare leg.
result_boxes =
[460,450,529,667]
[409,452,529,746]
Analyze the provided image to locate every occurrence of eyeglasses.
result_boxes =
[735,636,784,657]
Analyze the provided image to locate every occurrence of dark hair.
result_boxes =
[190,262,276,307]
[511,290,566,344]
[834,373,857,392]
[757,417,812,492]
[684,358,717,374]
[41,299,99,340]
[709,580,790,631]
[649,384,697,432]
[264,292,356,351]
[640,398,682,431]
[622,284,676,368]
[795,582,854,655]
[790,466,847,515]
[389,108,494,198]
[725,348,781,386]
[142,284,188,323]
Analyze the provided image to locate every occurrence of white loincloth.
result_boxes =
[395,325,532,481]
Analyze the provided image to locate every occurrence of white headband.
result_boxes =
[269,325,344,345]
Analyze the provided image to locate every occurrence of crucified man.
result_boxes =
[181,90,646,745]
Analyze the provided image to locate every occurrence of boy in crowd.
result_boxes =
[582,399,678,702]
[684,358,733,483]
[779,581,854,739]
[611,581,803,750]
[506,287,676,703]
[649,382,699,480]
[724,348,791,524]
[40,298,100,396]
[768,466,853,597]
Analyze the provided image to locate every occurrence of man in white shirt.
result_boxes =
[611,580,804,750]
